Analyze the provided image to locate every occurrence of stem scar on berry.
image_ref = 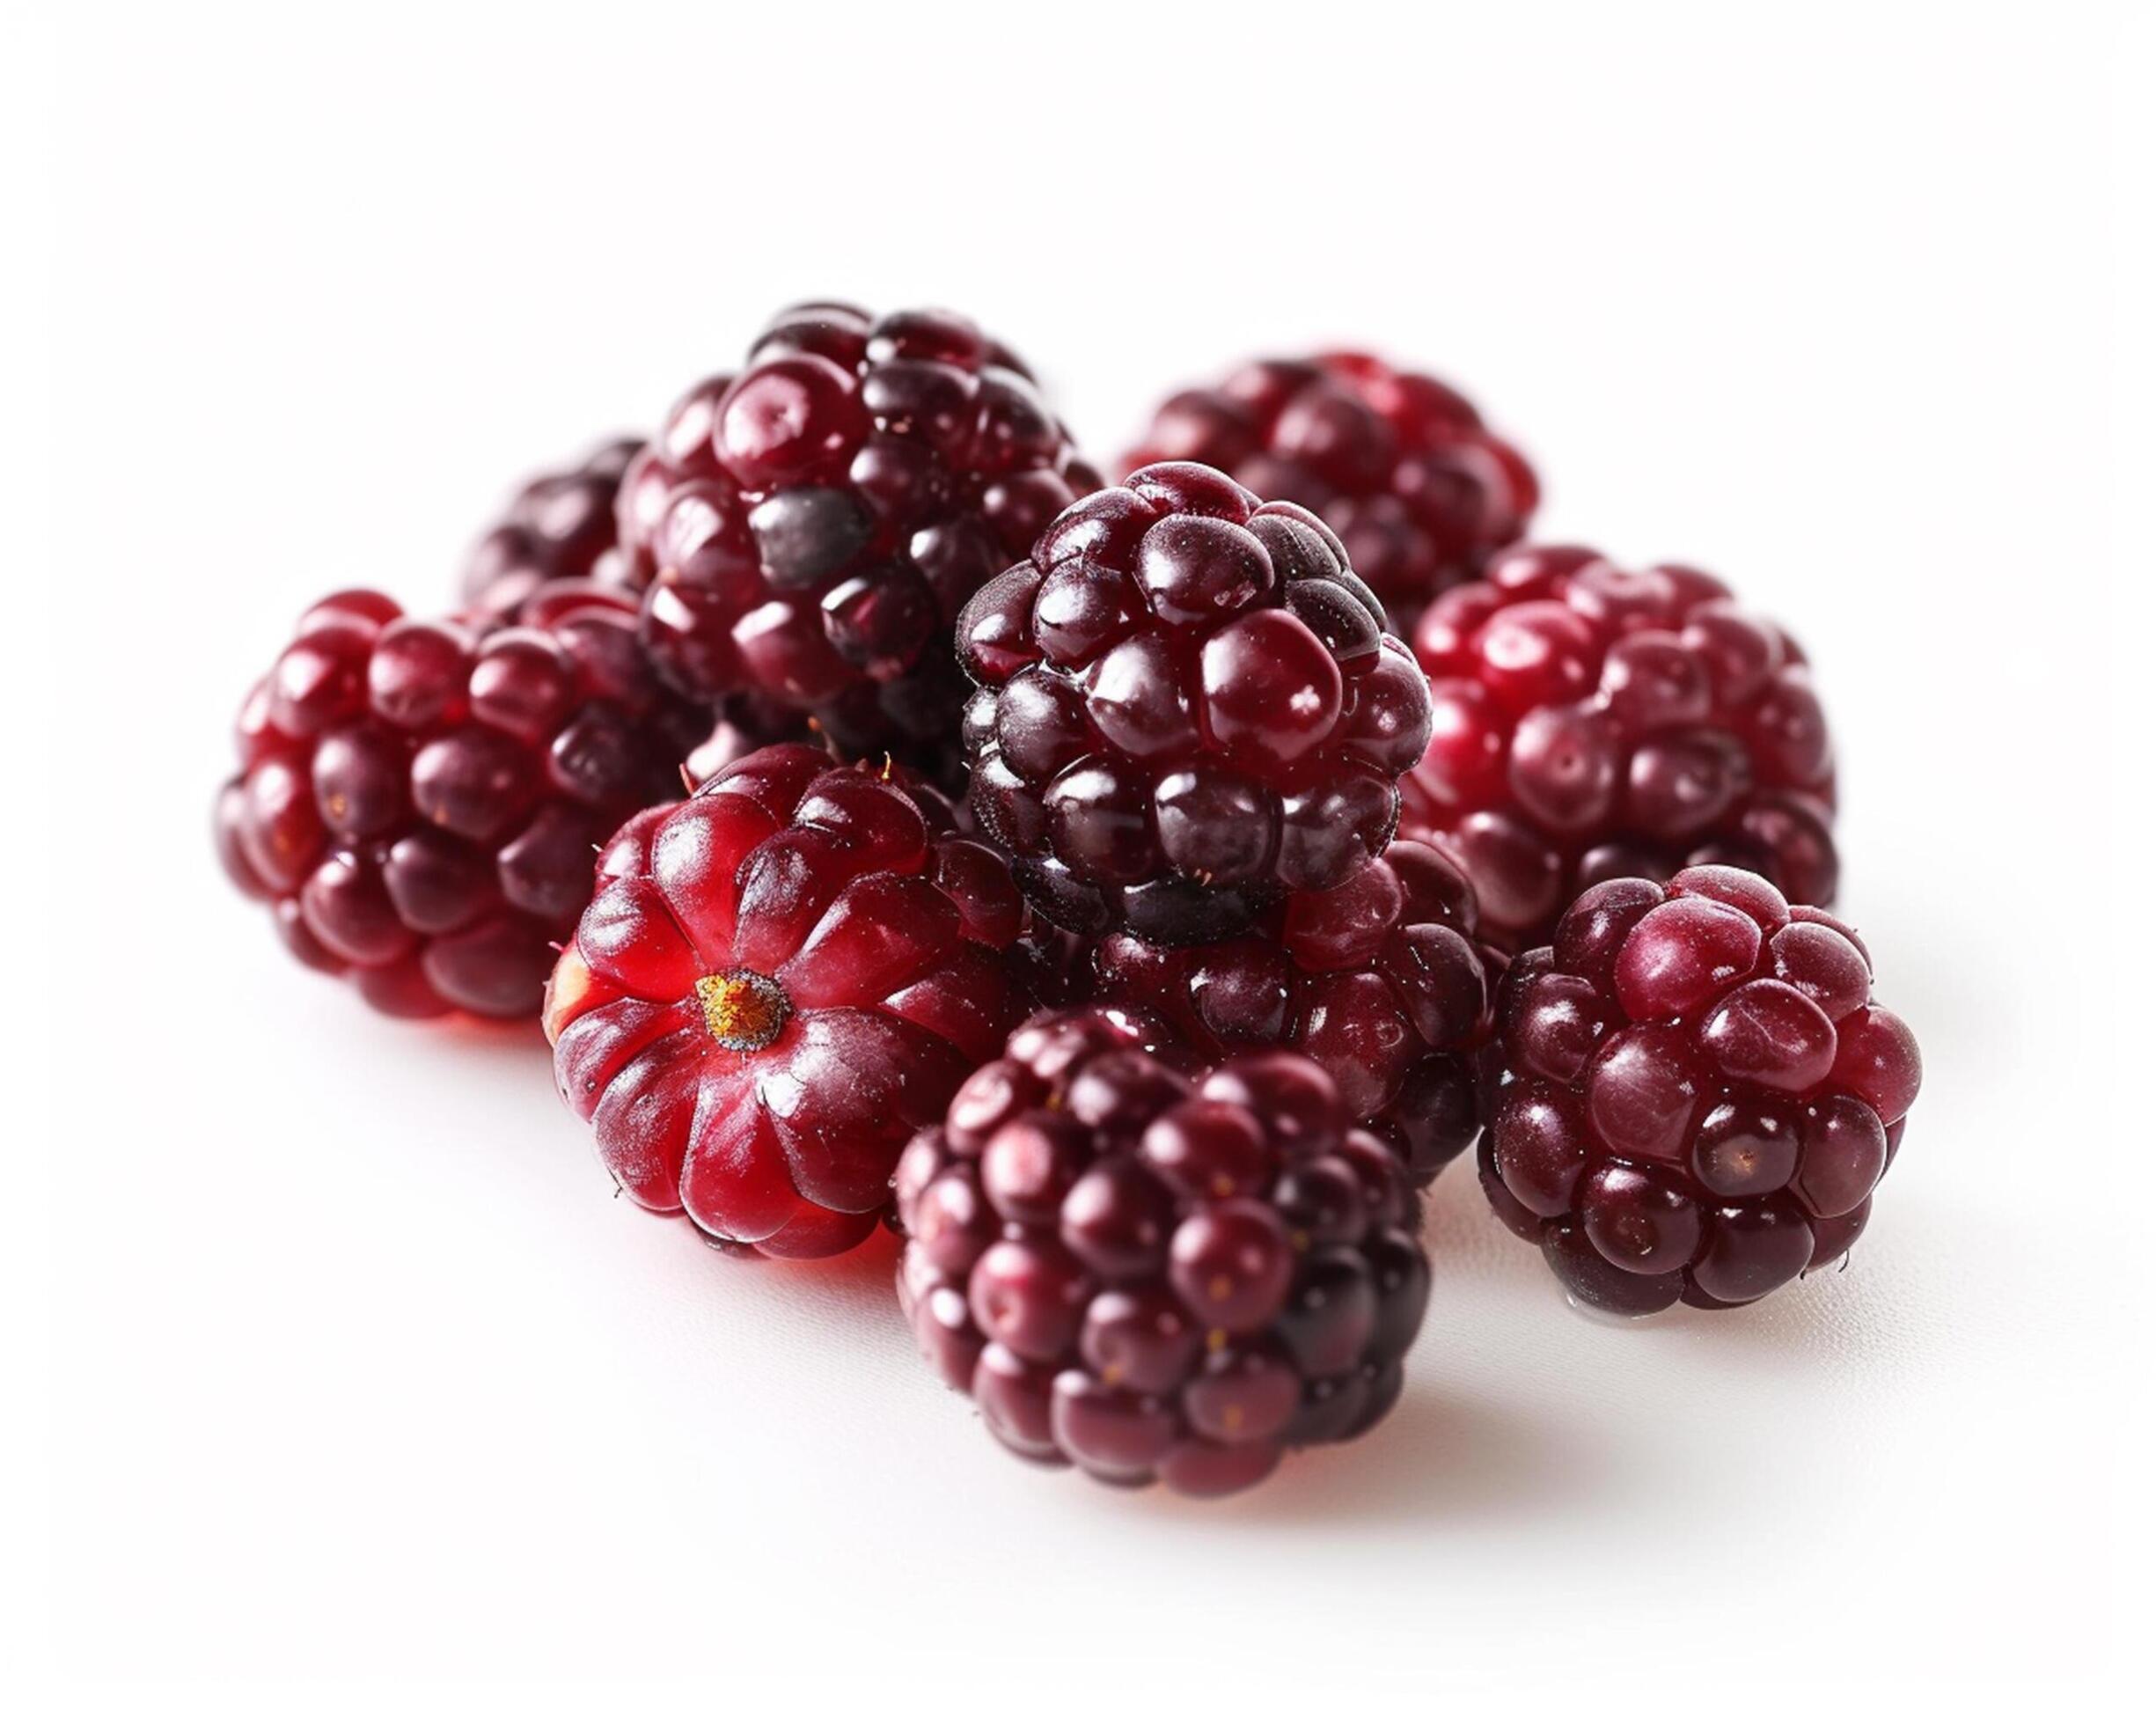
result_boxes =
[695,968,793,1053]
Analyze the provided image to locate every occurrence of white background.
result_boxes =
[11,1,2150,1716]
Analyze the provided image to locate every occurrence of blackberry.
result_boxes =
[544,744,1032,1259]
[461,439,642,623]
[960,461,1435,946]
[1126,352,1536,635]
[1089,840,1499,1184]
[895,1009,1431,1495]
[214,585,708,1018]
[1479,867,1920,1314]
[1405,544,1837,951]
[615,302,1100,774]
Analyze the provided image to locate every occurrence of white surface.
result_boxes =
[12,1,2149,1714]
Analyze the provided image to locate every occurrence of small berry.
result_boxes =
[1405,547,1837,951]
[962,462,1434,946]
[1125,352,1536,635]
[615,303,1100,777]
[896,1009,1430,1494]
[215,586,707,1018]
[543,745,1032,1258]
[1479,868,1920,1313]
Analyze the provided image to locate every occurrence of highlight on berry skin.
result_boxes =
[896,1008,1434,1496]
[1477,865,1919,1317]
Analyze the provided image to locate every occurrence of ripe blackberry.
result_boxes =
[1479,867,1919,1314]
[616,302,1101,774]
[543,744,1032,1259]
[895,1009,1431,1495]
[1088,840,1498,1185]
[462,439,642,623]
[1126,353,1536,635]
[1404,544,1837,951]
[215,585,708,1019]
[960,461,1435,947]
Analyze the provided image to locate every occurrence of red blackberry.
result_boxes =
[543,744,1032,1259]
[1126,353,1536,635]
[1404,544,1837,951]
[895,1009,1431,1495]
[215,585,708,1019]
[1088,840,1498,1185]
[462,439,642,623]
[959,461,1435,946]
[615,302,1101,774]
[1479,867,1919,1315]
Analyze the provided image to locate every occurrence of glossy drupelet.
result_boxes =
[1088,840,1499,1185]
[895,1009,1432,1495]
[1404,544,1838,951]
[543,745,1033,1259]
[214,585,708,1018]
[1126,353,1536,635]
[960,461,1436,947]
[615,303,1101,775]
[1478,866,1919,1314]
[462,439,644,623]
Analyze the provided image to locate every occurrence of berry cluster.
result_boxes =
[1481,868,1919,1313]
[216,585,707,1018]
[1126,352,1536,634]
[896,1009,1431,1495]
[215,301,1924,1503]
[960,460,1434,946]
[1405,544,1837,951]
[617,303,1101,776]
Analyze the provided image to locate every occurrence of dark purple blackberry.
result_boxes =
[214,584,709,1019]
[958,461,1435,947]
[461,440,642,623]
[1126,352,1537,636]
[614,303,1100,776]
[1088,840,1499,1185]
[895,1008,1431,1496]
[1479,867,1921,1314]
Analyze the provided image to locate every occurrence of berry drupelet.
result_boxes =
[1125,352,1536,635]
[1479,866,1919,1315]
[1089,840,1499,1185]
[615,302,1102,777]
[895,1009,1432,1495]
[1404,544,1837,951]
[461,439,643,624]
[215,586,708,1019]
[960,460,1436,947]
[543,744,1033,1259]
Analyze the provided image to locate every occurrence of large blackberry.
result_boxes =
[1405,544,1837,951]
[214,585,708,1019]
[543,745,1032,1259]
[1088,840,1499,1185]
[960,461,1435,947]
[1479,867,1919,1314]
[461,439,642,624]
[895,1009,1431,1495]
[615,302,1101,774]
[1125,352,1536,635]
